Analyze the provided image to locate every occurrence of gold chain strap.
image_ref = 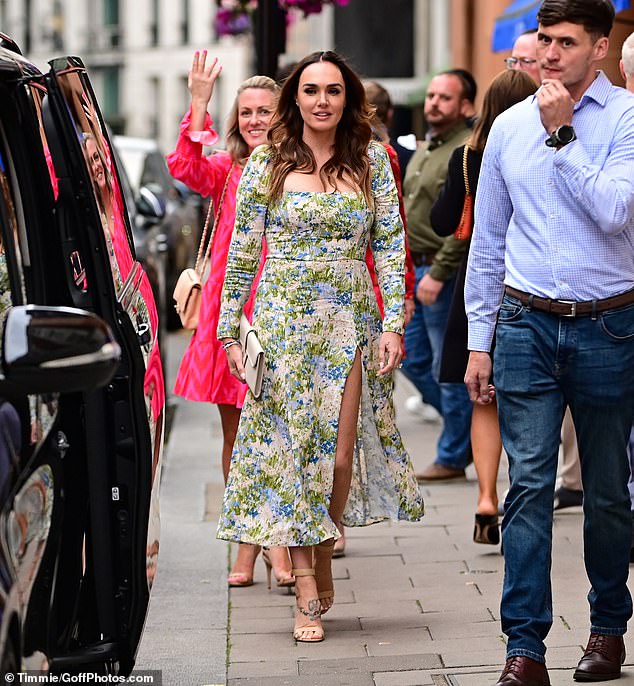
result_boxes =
[462,144,471,196]
[194,160,236,276]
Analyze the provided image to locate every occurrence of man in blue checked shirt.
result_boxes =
[465,1,634,684]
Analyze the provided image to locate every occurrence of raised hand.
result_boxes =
[188,50,223,108]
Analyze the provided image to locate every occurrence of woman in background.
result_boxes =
[431,69,536,545]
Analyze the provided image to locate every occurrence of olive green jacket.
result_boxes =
[403,122,470,282]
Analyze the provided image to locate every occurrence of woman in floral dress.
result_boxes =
[218,51,424,642]
[167,52,293,588]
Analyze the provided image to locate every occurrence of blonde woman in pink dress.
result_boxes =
[167,51,292,588]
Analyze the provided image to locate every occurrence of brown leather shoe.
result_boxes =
[573,633,625,682]
[496,656,550,686]
[415,462,466,482]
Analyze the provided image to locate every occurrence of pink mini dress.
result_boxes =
[167,108,260,407]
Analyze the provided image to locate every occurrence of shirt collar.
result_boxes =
[426,121,468,150]
[576,70,611,109]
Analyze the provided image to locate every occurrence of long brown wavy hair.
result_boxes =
[267,51,374,205]
[468,70,536,152]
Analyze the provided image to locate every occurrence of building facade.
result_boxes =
[1,0,251,153]
[450,0,634,110]
[1,0,452,148]
[3,1,629,153]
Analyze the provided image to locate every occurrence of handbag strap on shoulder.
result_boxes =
[194,160,236,275]
[462,145,471,196]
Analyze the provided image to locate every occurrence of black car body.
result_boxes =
[0,35,164,675]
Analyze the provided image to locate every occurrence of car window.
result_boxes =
[114,140,174,200]
[117,146,145,195]
[52,69,136,299]
[26,83,90,292]
[140,151,173,197]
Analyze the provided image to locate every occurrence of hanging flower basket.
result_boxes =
[279,0,350,17]
[214,0,351,37]
[214,0,257,37]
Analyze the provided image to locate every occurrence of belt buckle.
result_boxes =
[559,300,577,317]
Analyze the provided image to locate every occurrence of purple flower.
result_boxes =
[215,0,351,37]
[214,6,253,36]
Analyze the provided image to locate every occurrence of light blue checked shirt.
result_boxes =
[465,71,634,352]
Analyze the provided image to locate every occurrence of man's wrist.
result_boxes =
[545,124,576,149]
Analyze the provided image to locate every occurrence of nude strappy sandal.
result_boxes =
[292,568,324,642]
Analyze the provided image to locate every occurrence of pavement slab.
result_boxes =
[136,341,634,685]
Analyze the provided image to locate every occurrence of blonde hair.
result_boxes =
[225,75,280,162]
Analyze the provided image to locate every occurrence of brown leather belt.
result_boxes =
[410,251,436,267]
[505,286,634,317]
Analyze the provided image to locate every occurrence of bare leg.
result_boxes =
[290,546,323,642]
[471,399,503,516]
[330,351,362,524]
[316,351,362,612]
[217,403,241,483]
[262,545,293,587]
[228,542,261,586]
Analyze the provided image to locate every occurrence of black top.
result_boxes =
[430,144,483,237]
[430,144,484,383]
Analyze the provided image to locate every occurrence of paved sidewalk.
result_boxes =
[137,333,634,685]
[135,331,229,686]
[226,374,634,686]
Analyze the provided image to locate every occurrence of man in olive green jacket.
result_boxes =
[402,70,473,481]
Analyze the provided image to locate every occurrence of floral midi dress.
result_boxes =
[216,142,424,547]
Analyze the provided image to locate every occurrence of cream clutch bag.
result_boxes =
[239,314,264,399]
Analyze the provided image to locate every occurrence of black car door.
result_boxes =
[23,57,164,673]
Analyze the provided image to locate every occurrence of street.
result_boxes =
[135,331,634,685]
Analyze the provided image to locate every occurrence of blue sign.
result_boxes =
[492,0,631,52]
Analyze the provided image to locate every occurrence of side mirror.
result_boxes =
[1,305,121,394]
[136,184,166,224]
[172,179,191,202]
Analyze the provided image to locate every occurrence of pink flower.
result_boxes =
[214,0,352,36]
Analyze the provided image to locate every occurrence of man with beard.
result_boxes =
[402,70,473,481]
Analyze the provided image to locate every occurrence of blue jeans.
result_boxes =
[401,264,472,468]
[495,294,634,662]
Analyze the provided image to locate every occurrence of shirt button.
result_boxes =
[409,193,414,199]
[415,171,421,176]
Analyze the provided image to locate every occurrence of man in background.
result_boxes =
[506,28,541,83]
[402,70,474,482]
